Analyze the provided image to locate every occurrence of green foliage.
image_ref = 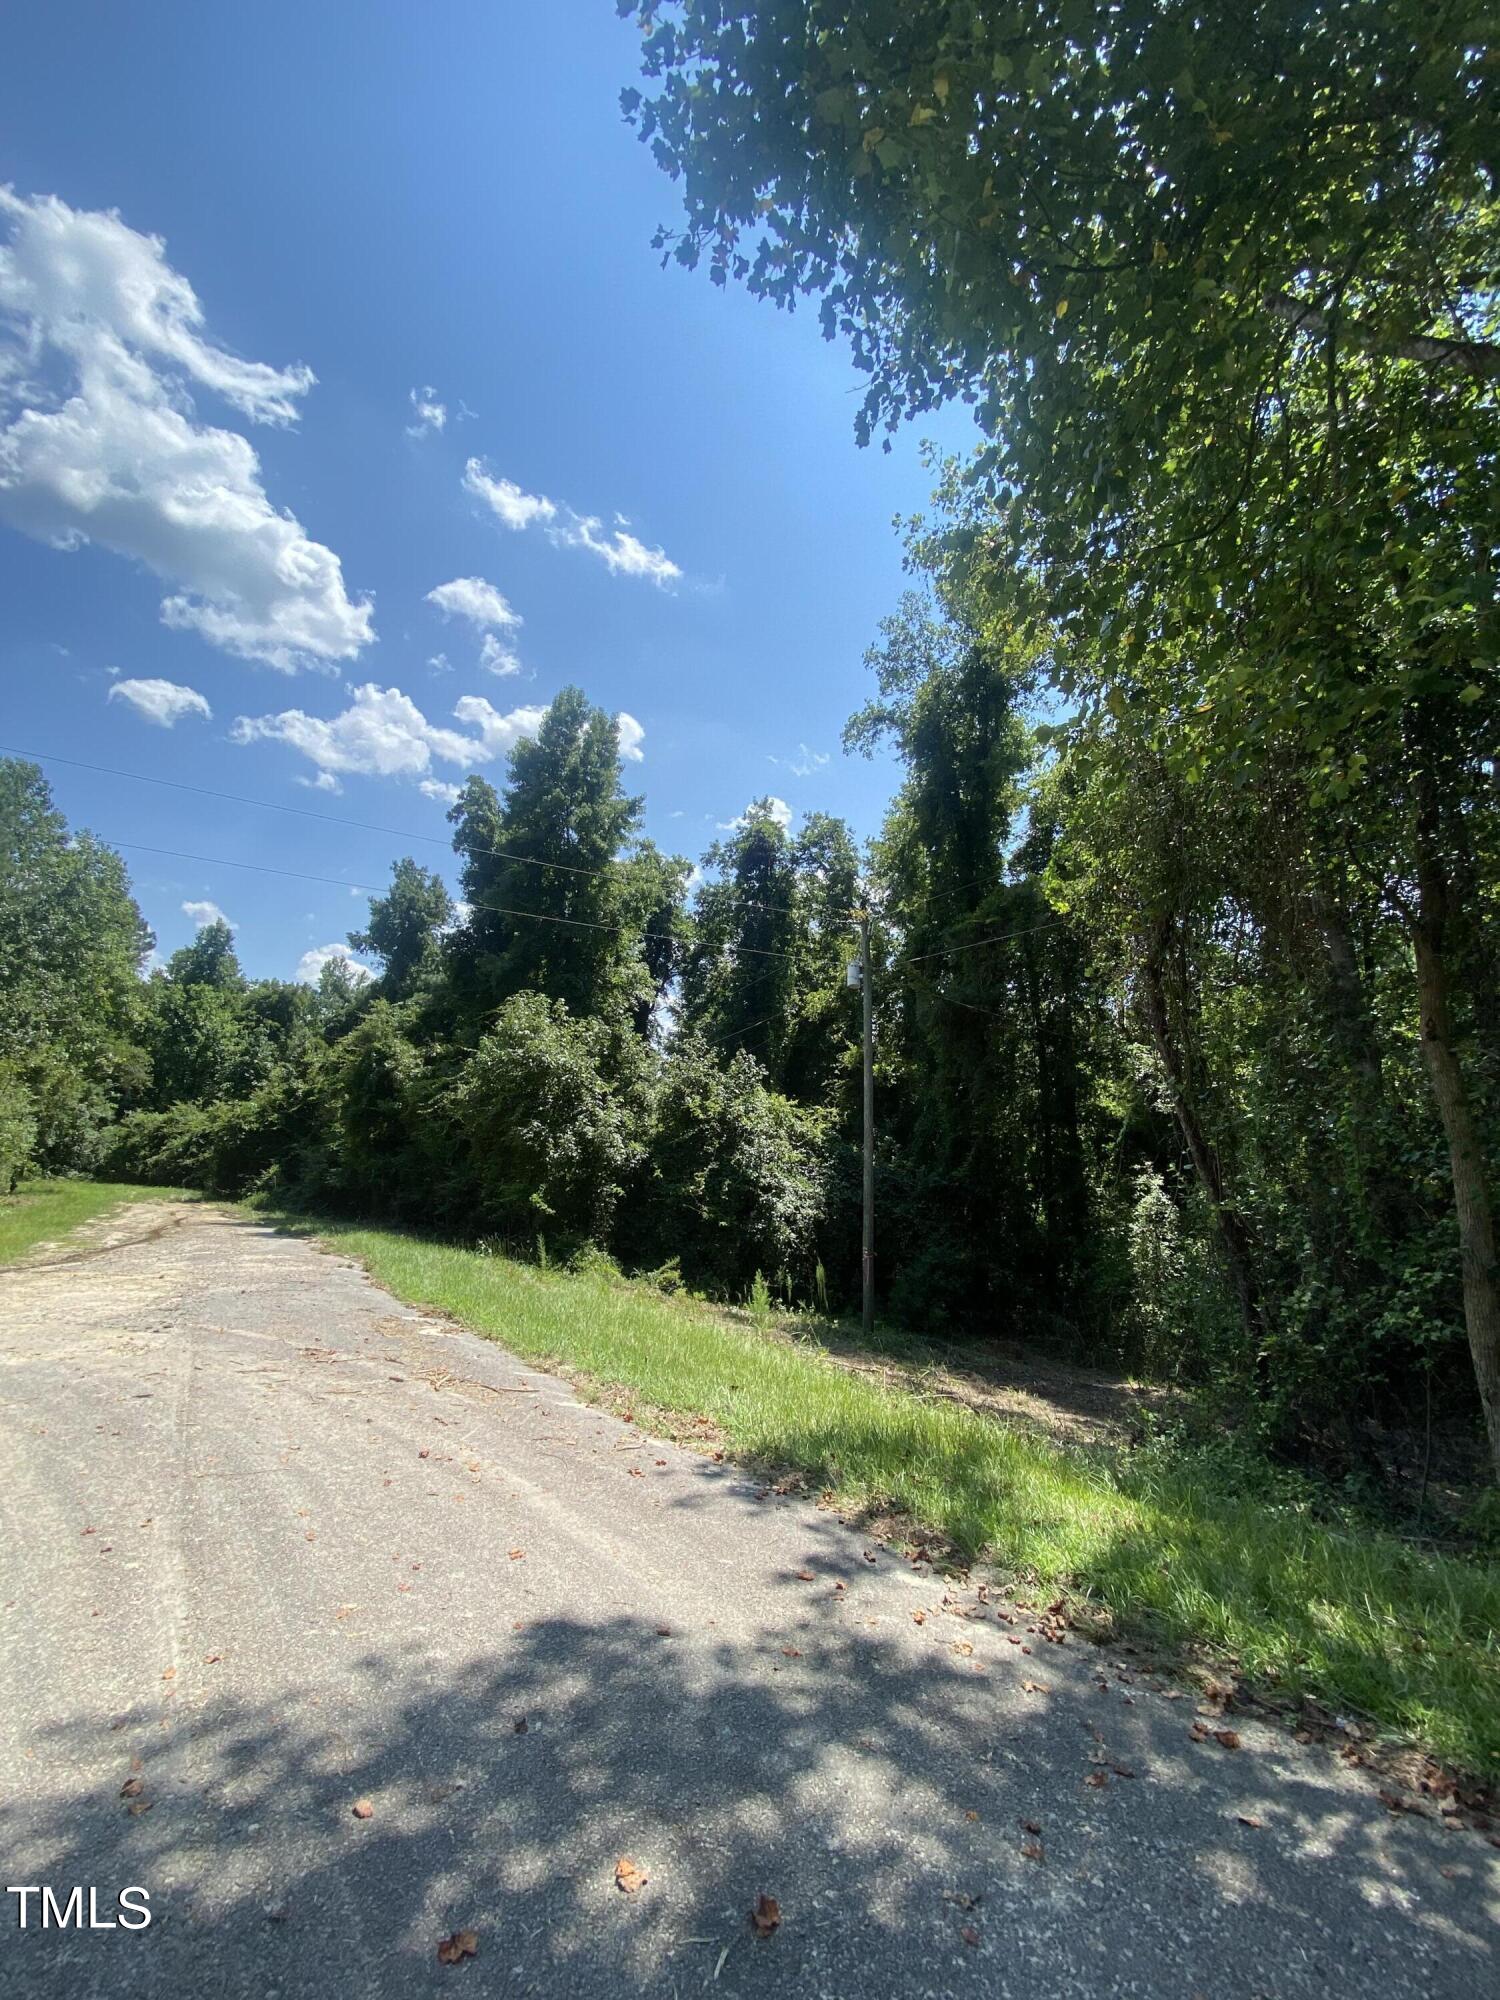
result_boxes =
[0,759,152,1175]
[640,1035,830,1296]
[349,857,453,999]
[445,992,650,1247]
[0,1065,38,1196]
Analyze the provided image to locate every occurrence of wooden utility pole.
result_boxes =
[860,909,875,1338]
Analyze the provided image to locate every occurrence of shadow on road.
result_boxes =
[5,1599,1491,1998]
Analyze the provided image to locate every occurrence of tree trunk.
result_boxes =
[1410,782,1500,1485]
[1137,919,1266,1362]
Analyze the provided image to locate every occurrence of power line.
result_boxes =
[893,911,1074,968]
[108,839,811,963]
[5,744,836,921]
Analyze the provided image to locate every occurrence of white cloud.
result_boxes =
[616,711,645,763]
[295,941,374,986]
[406,385,446,437]
[0,188,373,671]
[419,778,462,805]
[426,651,451,674]
[463,459,556,530]
[556,513,682,585]
[107,675,211,727]
[232,682,545,787]
[719,796,793,834]
[478,632,521,677]
[427,574,524,676]
[464,455,681,586]
[770,743,830,779]
[425,574,520,631]
[182,898,232,929]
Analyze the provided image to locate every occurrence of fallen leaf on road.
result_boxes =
[941,1889,980,1910]
[1021,1840,1044,1862]
[126,1799,153,1817]
[1213,1730,1242,1751]
[953,1641,974,1656]
[161,1668,176,1682]
[781,1646,803,1658]
[655,1625,672,1637]
[351,1799,374,1821]
[960,1924,980,1947]
[1237,1814,1262,1828]
[912,1610,926,1625]
[1020,1680,1049,1694]
[513,1717,528,1734]
[795,1570,815,1582]
[508,1548,525,1561]
[1085,1771,1109,1789]
[120,1777,143,1798]
[749,1893,781,1937]
[1109,1763,1137,1779]
[1021,1818,1042,1835]
[419,1449,430,1459]
[615,1857,648,1895]
[436,1929,478,1965]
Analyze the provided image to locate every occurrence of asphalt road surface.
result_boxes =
[1,1202,1495,1998]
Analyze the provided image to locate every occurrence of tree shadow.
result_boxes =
[5,1604,1493,1998]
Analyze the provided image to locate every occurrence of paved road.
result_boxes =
[0,1203,1494,1998]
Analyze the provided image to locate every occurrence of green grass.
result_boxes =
[288,1217,1500,1776]
[0,1178,194,1267]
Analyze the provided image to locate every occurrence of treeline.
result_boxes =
[611,0,1500,1486]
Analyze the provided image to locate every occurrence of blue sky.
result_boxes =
[0,2,971,983]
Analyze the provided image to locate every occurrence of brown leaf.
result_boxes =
[1020,1840,1045,1862]
[1213,1730,1242,1751]
[119,1776,144,1799]
[126,1798,153,1817]
[912,1610,926,1625]
[781,1646,803,1658]
[795,1570,815,1582]
[749,1892,781,1937]
[351,1798,374,1820]
[1237,1814,1262,1828]
[615,1856,648,1895]
[1021,1818,1042,1835]
[1189,1721,1210,1741]
[1109,1763,1137,1779]
[941,1889,980,1910]
[1085,1771,1109,1789]
[508,1547,525,1561]
[436,1929,478,1965]
[960,1923,980,1947]
[1020,1680,1048,1694]
[655,1625,672,1637]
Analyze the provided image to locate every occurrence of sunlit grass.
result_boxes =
[301,1218,1500,1775]
[0,1178,194,1267]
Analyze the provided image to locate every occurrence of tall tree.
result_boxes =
[447,689,643,1021]
[350,857,454,1000]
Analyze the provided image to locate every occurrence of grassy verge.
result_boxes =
[0,1179,194,1267]
[289,1216,1499,1776]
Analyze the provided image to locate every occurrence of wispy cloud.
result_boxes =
[182,898,232,929]
[107,676,211,727]
[406,384,446,437]
[464,456,681,587]
[769,743,830,779]
[426,574,524,677]
[0,189,373,670]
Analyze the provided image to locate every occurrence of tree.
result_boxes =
[623,1,1500,1475]
[165,918,243,990]
[0,758,152,1170]
[447,688,644,1021]
[350,857,454,999]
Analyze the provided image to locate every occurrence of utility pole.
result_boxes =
[860,908,875,1338]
